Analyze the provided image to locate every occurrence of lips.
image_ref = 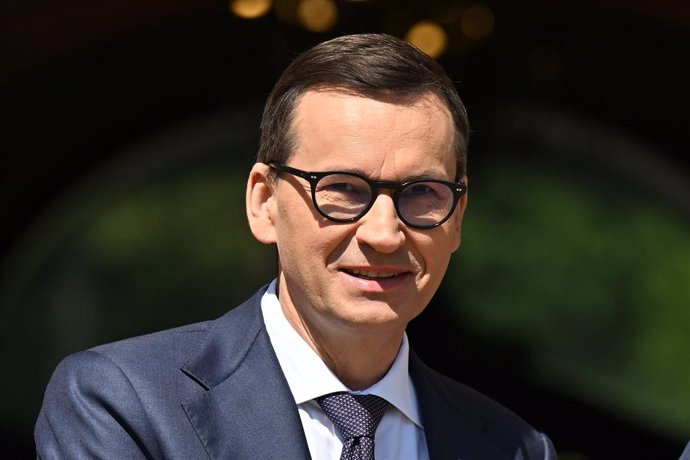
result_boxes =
[342,268,405,280]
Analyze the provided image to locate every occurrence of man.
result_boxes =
[36,34,557,459]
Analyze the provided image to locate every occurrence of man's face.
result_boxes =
[249,89,467,341]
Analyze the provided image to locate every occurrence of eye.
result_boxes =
[404,183,436,196]
[324,182,357,192]
[316,174,370,198]
[319,182,370,202]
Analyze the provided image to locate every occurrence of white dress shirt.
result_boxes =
[261,280,430,460]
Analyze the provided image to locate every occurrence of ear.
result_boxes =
[246,162,278,244]
[450,175,469,253]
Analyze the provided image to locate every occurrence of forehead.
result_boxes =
[288,89,456,178]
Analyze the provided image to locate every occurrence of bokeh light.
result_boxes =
[405,21,448,59]
[229,0,272,19]
[461,3,495,40]
[297,0,338,32]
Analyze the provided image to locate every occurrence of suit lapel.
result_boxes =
[180,289,311,460]
[410,351,510,460]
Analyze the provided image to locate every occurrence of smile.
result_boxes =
[343,269,401,280]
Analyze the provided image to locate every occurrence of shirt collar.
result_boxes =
[260,279,423,428]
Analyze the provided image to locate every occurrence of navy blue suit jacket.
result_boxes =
[36,286,557,459]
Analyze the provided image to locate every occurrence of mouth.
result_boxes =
[342,269,404,280]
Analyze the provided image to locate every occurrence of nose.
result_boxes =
[355,193,405,253]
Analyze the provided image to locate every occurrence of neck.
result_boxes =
[307,327,403,390]
[277,285,405,390]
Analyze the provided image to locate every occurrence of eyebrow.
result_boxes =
[325,166,451,182]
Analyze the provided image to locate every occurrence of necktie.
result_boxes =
[317,392,389,460]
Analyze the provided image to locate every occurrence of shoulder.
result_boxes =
[35,290,267,458]
[89,320,214,369]
[46,286,267,391]
[410,355,557,459]
[421,363,530,430]
[39,319,217,417]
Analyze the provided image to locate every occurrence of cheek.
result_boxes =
[277,213,348,268]
[416,232,455,275]
[325,230,359,265]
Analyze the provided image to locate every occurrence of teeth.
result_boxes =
[348,269,399,279]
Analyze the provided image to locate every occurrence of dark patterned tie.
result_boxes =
[317,392,389,460]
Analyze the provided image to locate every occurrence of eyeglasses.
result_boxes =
[269,164,467,229]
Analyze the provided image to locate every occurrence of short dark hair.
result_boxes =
[257,33,469,178]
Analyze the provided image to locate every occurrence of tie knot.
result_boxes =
[317,392,389,439]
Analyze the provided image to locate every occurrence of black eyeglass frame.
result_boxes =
[269,163,467,229]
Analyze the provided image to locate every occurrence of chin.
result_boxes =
[339,302,414,328]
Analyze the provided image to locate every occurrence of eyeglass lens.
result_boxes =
[314,173,455,227]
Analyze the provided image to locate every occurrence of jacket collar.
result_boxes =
[180,287,311,460]
[178,286,531,460]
